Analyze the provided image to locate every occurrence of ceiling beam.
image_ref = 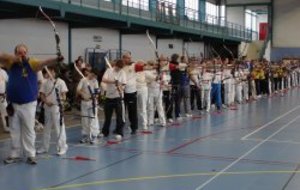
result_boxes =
[226,2,271,7]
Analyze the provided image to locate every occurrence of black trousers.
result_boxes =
[102,98,124,137]
[274,77,281,91]
[190,85,201,110]
[163,91,172,119]
[124,92,138,132]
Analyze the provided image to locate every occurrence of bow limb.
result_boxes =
[104,56,113,69]
[146,30,159,60]
[74,63,86,79]
[74,63,97,125]
[223,44,235,60]
[38,6,61,57]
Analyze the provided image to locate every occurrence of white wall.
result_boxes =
[0,18,69,62]
[273,0,300,47]
[71,28,119,62]
[184,42,204,58]
[122,34,156,61]
[226,7,245,26]
[264,40,271,61]
[157,39,184,59]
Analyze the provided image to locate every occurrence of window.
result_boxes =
[122,0,149,10]
[205,2,226,25]
[245,9,257,32]
[185,0,199,20]
[157,0,176,16]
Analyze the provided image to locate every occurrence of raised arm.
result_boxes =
[35,56,64,71]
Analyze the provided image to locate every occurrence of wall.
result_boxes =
[0,18,69,62]
[71,28,119,62]
[184,42,205,58]
[226,6,245,26]
[157,39,184,59]
[122,34,156,61]
[273,0,300,48]
[271,0,300,60]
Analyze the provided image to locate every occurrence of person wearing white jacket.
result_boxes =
[200,67,213,112]
[0,67,9,132]
[38,66,68,156]
[145,60,166,127]
[136,61,149,131]
[76,68,100,144]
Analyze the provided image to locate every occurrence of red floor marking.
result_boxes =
[192,115,202,120]
[63,156,96,161]
[106,140,121,145]
[212,111,223,115]
[140,130,153,135]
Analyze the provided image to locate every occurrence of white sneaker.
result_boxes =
[176,117,183,121]
[57,145,68,156]
[185,114,192,117]
[37,148,48,154]
[167,119,173,123]
[115,135,122,141]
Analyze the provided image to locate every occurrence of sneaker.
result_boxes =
[176,117,183,121]
[26,157,37,165]
[36,148,48,154]
[3,157,21,164]
[115,134,122,141]
[89,136,98,145]
[185,114,192,117]
[97,133,104,138]
[57,145,68,156]
[79,136,89,143]
[167,119,173,123]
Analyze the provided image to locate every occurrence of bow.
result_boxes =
[146,30,162,83]
[38,6,62,60]
[146,30,159,60]
[39,7,65,151]
[223,44,235,60]
[74,64,96,117]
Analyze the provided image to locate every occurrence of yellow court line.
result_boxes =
[37,170,300,190]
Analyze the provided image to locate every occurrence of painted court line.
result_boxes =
[246,138,300,145]
[194,114,300,190]
[241,104,300,140]
[36,170,300,190]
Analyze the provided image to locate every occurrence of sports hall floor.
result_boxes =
[1,88,300,190]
